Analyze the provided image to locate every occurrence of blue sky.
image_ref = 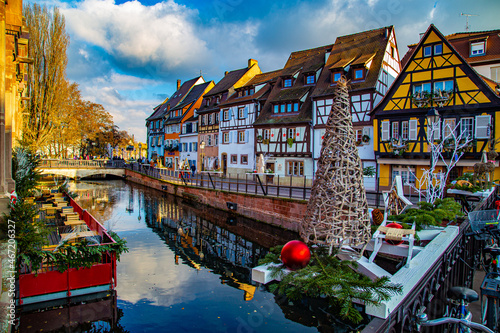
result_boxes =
[27,0,500,142]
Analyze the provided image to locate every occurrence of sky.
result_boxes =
[27,0,500,142]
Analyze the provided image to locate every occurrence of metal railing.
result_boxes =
[361,186,499,332]
[124,162,393,206]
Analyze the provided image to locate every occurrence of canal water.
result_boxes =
[17,180,360,332]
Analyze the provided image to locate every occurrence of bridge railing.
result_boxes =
[39,159,107,168]
[361,186,498,332]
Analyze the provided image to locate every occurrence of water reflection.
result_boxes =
[18,180,355,332]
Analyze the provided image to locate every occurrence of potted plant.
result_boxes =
[287,137,295,147]
[262,139,270,145]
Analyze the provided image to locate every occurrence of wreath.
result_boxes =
[362,134,370,143]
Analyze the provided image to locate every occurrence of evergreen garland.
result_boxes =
[259,246,403,324]
[387,197,463,230]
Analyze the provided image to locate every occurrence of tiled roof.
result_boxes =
[254,45,332,125]
[171,81,213,111]
[270,86,311,103]
[220,70,282,107]
[146,76,203,121]
[203,68,249,97]
[312,26,393,98]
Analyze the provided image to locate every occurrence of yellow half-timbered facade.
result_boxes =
[372,24,500,192]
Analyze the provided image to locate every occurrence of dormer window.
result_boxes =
[471,41,485,56]
[205,98,210,106]
[215,96,221,104]
[332,72,342,83]
[354,68,364,80]
[283,78,293,88]
[305,74,315,85]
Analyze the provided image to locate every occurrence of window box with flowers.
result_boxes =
[390,137,408,156]
[262,139,270,145]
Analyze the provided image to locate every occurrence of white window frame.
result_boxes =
[223,109,230,121]
[471,41,485,56]
[263,129,270,140]
[391,122,399,139]
[401,121,409,140]
[287,128,297,139]
[238,107,245,119]
[392,166,416,185]
[461,117,474,139]
[286,160,304,176]
[443,118,456,138]
[238,131,245,143]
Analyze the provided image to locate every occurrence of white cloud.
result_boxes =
[62,0,209,74]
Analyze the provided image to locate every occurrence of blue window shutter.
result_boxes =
[245,130,249,143]
[229,132,232,143]
[194,142,197,151]
[179,144,182,152]
[244,106,248,118]
[189,143,192,151]
[220,110,223,121]
[229,109,233,120]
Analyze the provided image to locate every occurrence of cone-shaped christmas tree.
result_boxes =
[300,78,370,252]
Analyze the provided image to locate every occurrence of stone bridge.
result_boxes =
[37,159,125,179]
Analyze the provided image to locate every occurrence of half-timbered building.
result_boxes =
[164,81,214,171]
[196,59,261,172]
[179,112,200,173]
[403,29,500,83]
[310,26,401,185]
[253,45,332,185]
[146,77,204,164]
[372,24,500,192]
[219,70,281,176]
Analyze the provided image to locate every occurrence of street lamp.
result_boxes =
[200,140,205,171]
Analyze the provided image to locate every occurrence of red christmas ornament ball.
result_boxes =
[384,222,403,246]
[280,240,311,270]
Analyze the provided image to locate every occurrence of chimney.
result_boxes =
[384,27,389,38]
[167,104,171,111]
[225,71,229,76]
[177,79,181,90]
[248,59,258,68]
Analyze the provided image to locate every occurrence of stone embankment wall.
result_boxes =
[124,169,307,232]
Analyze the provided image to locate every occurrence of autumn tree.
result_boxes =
[23,4,69,150]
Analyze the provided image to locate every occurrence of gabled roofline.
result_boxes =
[372,24,500,116]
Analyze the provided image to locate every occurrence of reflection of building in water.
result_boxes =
[142,192,283,301]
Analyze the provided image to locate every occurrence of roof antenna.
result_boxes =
[461,13,478,32]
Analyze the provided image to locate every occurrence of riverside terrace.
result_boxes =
[17,190,118,307]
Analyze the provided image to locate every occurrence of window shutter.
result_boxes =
[245,130,249,143]
[362,127,370,136]
[244,106,248,119]
[409,119,418,140]
[189,143,192,152]
[179,144,182,152]
[475,115,491,139]
[220,110,223,122]
[381,121,390,141]
[229,109,233,120]
[228,132,232,143]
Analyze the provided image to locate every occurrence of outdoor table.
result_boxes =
[60,230,98,241]
[447,188,494,213]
